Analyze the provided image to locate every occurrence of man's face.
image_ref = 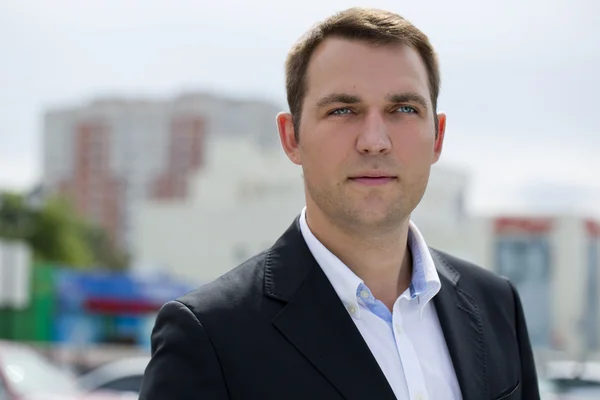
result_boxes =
[277,38,445,232]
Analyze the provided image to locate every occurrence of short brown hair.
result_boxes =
[285,7,441,141]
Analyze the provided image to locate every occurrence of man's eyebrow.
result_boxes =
[315,92,429,109]
[387,92,429,109]
[316,93,361,108]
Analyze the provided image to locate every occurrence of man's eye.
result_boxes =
[330,108,353,115]
[396,105,417,114]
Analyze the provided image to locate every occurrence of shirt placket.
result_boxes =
[392,299,429,400]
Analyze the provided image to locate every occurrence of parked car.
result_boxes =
[543,360,600,399]
[0,340,134,400]
[77,356,149,395]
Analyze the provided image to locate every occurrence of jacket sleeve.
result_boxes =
[139,300,230,399]
[508,281,540,399]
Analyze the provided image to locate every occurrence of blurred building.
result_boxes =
[412,166,474,262]
[472,215,600,358]
[131,135,304,285]
[42,93,281,250]
[133,135,476,286]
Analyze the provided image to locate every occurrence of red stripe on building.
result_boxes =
[585,219,600,238]
[494,217,554,234]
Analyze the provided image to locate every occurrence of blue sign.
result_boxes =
[54,269,196,312]
[54,313,102,344]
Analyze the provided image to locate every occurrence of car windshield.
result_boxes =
[0,344,81,396]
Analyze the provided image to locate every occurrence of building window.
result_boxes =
[585,239,599,350]
[495,236,551,348]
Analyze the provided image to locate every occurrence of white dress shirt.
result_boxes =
[299,207,462,400]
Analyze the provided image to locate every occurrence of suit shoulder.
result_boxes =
[176,249,269,317]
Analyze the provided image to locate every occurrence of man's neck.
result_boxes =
[305,205,413,310]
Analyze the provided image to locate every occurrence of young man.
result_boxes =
[140,8,539,400]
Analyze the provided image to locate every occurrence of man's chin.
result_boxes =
[343,207,408,230]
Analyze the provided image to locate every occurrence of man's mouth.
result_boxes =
[349,174,396,186]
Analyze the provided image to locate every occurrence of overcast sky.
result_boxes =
[1,0,598,216]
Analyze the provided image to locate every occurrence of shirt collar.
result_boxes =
[406,219,442,307]
[299,206,441,317]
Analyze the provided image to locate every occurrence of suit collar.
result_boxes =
[431,249,490,400]
[264,217,314,302]
[431,247,461,285]
[265,217,396,400]
[297,207,363,316]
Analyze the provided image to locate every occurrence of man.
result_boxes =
[140,7,539,400]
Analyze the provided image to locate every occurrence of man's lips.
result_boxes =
[349,176,396,186]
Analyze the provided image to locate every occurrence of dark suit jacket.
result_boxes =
[140,218,540,400]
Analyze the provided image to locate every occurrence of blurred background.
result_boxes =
[0,0,598,398]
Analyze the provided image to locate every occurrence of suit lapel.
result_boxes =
[431,249,489,400]
[266,219,396,400]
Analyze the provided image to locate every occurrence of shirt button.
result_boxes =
[395,324,403,335]
[348,305,357,315]
[415,394,424,400]
[360,290,369,299]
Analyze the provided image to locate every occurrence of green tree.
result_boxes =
[28,196,94,268]
[0,192,33,239]
[0,191,128,270]
[78,221,129,270]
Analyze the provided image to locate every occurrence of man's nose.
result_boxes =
[356,112,392,155]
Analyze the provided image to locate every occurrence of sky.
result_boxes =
[1,0,598,216]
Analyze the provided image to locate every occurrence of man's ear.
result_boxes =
[432,112,446,164]
[276,112,302,165]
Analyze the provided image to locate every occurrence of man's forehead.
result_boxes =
[304,38,430,103]
[307,37,426,72]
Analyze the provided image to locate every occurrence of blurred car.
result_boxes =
[76,356,149,395]
[542,360,600,399]
[0,340,135,400]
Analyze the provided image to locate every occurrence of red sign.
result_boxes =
[84,298,162,314]
[494,217,554,234]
